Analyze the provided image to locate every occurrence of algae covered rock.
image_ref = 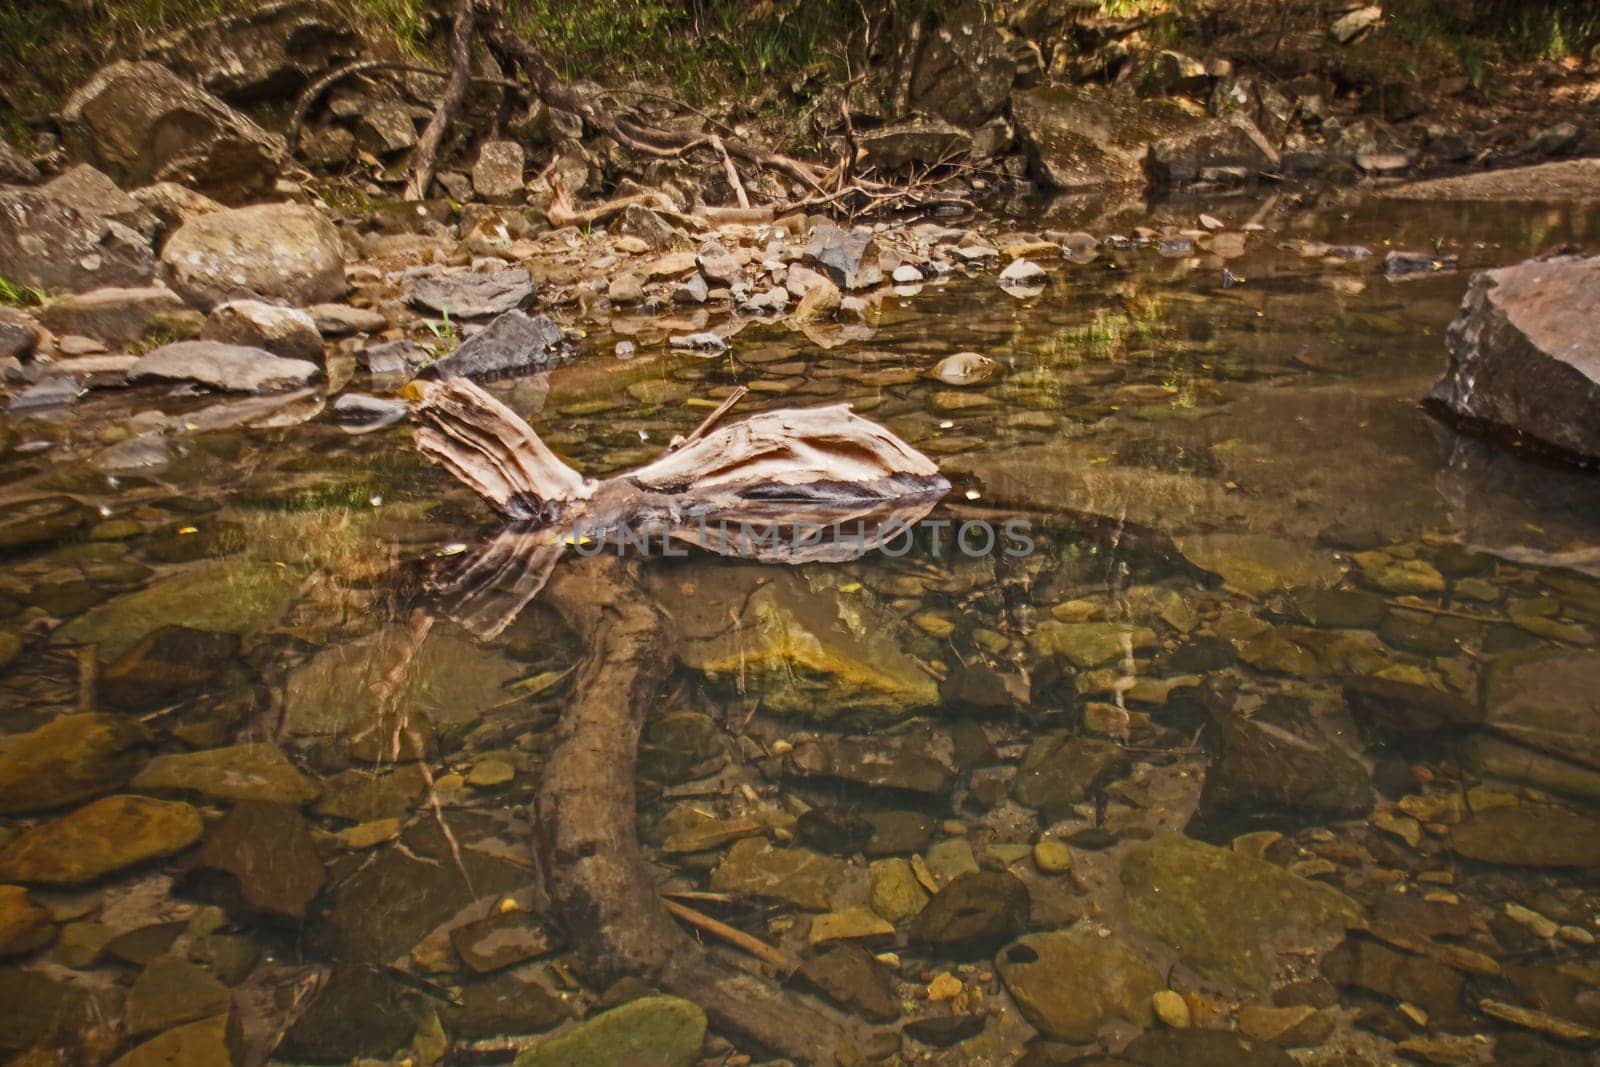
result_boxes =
[652,566,938,722]
[0,712,152,814]
[996,928,1163,1042]
[0,795,203,885]
[513,996,706,1067]
[1120,834,1360,992]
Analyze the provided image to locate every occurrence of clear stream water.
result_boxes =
[1,190,1598,1066]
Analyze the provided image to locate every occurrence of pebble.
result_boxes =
[1152,989,1191,1028]
[1032,839,1073,874]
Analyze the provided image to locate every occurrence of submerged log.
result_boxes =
[410,378,939,1061]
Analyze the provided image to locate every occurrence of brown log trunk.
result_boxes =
[535,557,889,1065]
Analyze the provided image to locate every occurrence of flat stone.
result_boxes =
[473,140,526,203]
[0,796,203,885]
[131,742,319,806]
[1180,534,1345,596]
[997,928,1162,1042]
[710,838,844,910]
[1483,650,1600,770]
[0,713,152,815]
[124,955,230,1036]
[1012,735,1127,820]
[449,910,560,973]
[1121,834,1360,992]
[797,943,899,1022]
[406,266,534,319]
[1448,805,1600,867]
[1029,620,1156,668]
[129,340,318,393]
[444,967,571,1038]
[108,1014,235,1067]
[869,858,929,922]
[908,871,1027,957]
[0,885,54,958]
[56,562,296,660]
[98,626,240,712]
[37,286,187,348]
[1121,1029,1297,1066]
[181,800,325,921]
[512,995,706,1067]
[786,737,952,795]
[307,303,386,336]
[201,299,322,362]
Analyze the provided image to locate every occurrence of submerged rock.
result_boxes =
[1121,1029,1296,1066]
[160,202,346,310]
[0,713,152,814]
[131,742,318,806]
[1012,734,1127,819]
[1426,254,1600,464]
[0,885,54,958]
[129,340,318,392]
[798,942,900,1021]
[1447,805,1600,867]
[908,870,1027,956]
[0,795,203,885]
[997,928,1162,1042]
[512,996,706,1067]
[653,567,938,722]
[710,838,844,910]
[1121,834,1360,992]
[1483,649,1600,770]
[60,60,285,201]
[181,800,325,921]
[124,955,231,1036]
[98,625,240,712]
[108,1014,236,1067]
[418,309,571,381]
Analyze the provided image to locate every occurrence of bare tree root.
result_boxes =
[535,558,891,1066]
[406,0,477,201]
[285,58,514,157]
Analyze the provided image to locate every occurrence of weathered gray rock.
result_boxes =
[42,164,158,234]
[36,286,188,349]
[143,0,357,102]
[307,303,386,336]
[805,223,882,290]
[332,393,409,433]
[60,61,286,202]
[0,310,41,361]
[1012,83,1273,190]
[357,101,418,155]
[473,140,526,203]
[857,121,973,171]
[160,204,344,313]
[129,340,318,392]
[406,266,534,319]
[202,300,322,361]
[129,181,226,239]
[904,4,1017,128]
[0,187,156,293]
[418,309,571,381]
[1426,255,1600,464]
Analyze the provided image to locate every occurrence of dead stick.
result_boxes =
[662,897,797,972]
[670,386,748,454]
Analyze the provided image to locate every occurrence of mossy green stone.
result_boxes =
[55,562,297,659]
[513,996,706,1067]
[1121,834,1360,993]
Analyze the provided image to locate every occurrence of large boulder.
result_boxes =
[1011,84,1274,190]
[902,4,1017,128]
[160,203,346,311]
[60,61,286,203]
[143,0,358,103]
[1426,254,1600,465]
[857,121,973,171]
[0,187,155,293]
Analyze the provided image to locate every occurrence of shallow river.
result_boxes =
[1,190,1598,1067]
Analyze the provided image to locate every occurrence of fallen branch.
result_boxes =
[285,58,515,157]
[661,896,797,972]
[406,0,477,201]
[534,557,888,1064]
